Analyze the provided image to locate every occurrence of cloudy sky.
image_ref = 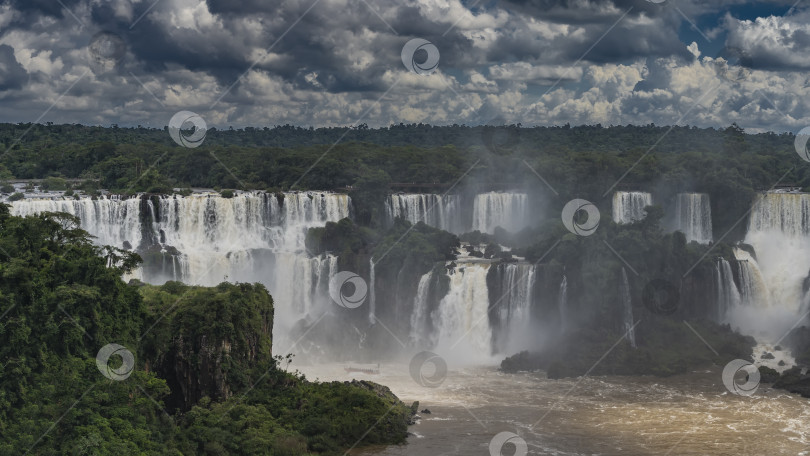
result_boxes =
[0,0,808,132]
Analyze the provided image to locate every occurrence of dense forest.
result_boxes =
[4,122,810,453]
[0,206,414,455]
[0,122,804,241]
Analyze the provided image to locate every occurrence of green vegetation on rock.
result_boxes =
[0,205,413,455]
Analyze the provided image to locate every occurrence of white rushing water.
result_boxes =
[369,257,376,325]
[409,271,434,348]
[733,248,770,308]
[471,192,528,233]
[11,191,351,348]
[386,194,461,233]
[612,191,652,224]
[433,263,496,364]
[10,195,144,248]
[620,267,636,348]
[674,193,713,244]
[715,258,742,322]
[559,275,568,332]
[736,192,810,338]
[493,263,536,354]
[746,193,810,312]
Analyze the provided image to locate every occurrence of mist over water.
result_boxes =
[12,189,810,358]
[433,263,498,365]
[9,185,810,454]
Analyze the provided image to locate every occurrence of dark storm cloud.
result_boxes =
[0,0,804,131]
[501,0,659,24]
[0,45,28,92]
[6,0,83,19]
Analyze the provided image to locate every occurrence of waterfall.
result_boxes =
[612,191,652,224]
[11,191,351,352]
[715,258,742,322]
[491,263,535,353]
[745,192,810,314]
[386,194,461,233]
[369,258,376,325]
[674,193,712,244]
[12,192,350,283]
[409,271,434,346]
[433,263,495,363]
[733,248,770,308]
[10,195,144,249]
[620,268,636,348]
[471,192,529,233]
[559,275,568,331]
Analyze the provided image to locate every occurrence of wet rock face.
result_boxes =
[144,282,274,412]
[160,335,237,411]
[774,367,810,398]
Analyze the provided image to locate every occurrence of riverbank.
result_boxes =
[298,363,810,455]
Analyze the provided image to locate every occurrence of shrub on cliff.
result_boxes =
[0,205,413,455]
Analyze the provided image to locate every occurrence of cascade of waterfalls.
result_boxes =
[471,192,529,233]
[409,271,434,347]
[433,263,495,363]
[11,191,350,352]
[715,258,742,322]
[612,191,652,224]
[10,195,144,249]
[386,194,462,233]
[745,193,810,313]
[733,248,770,308]
[490,263,536,353]
[674,193,713,244]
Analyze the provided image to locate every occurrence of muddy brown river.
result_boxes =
[297,363,810,455]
